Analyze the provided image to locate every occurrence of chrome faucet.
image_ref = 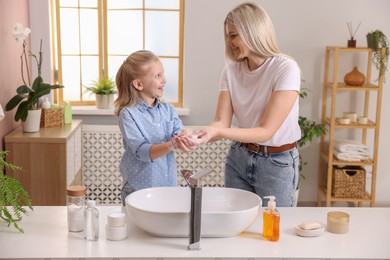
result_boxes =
[181,168,214,250]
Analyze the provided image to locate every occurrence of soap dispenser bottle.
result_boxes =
[263,195,280,242]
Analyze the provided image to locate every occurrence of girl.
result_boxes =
[115,50,187,204]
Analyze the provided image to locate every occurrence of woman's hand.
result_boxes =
[196,127,220,144]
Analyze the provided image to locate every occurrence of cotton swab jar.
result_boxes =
[106,212,127,241]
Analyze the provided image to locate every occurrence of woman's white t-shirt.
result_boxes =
[219,56,301,147]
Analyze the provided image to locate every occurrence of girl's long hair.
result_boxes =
[114,50,159,116]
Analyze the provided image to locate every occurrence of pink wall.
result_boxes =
[0,0,30,150]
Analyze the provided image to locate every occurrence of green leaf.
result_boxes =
[16,85,33,95]
[0,151,33,233]
[5,94,25,111]
[31,76,43,91]
[15,101,28,122]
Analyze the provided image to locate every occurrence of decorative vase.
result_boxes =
[22,109,42,133]
[344,66,365,86]
[96,94,115,109]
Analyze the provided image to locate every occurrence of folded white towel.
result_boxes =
[333,139,369,153]
[333,150,370,162]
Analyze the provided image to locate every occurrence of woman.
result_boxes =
[195,2,301,206]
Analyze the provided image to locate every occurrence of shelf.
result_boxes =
[320,151,374,166]
[325,118,376,128]
[317,46,384,207]
[326,46,372,53]
[327,82,379,90]
[319,185,372,203]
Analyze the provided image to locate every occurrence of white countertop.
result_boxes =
[0,206,389,259]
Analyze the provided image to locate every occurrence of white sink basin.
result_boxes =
[125,187,261,237]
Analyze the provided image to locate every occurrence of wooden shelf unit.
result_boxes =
[317,46,385,207]
[5,120,83,206]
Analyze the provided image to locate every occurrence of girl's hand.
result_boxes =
[171,135,198,153]
[177,128,194,137]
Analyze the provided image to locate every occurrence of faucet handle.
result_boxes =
[189,168,214,181]
[181,168,214,187]
[181,170,197,186]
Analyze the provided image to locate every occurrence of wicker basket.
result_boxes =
[40,107,64,128]
[332,166,366,198]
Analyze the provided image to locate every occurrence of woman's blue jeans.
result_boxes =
[225,141,300,207]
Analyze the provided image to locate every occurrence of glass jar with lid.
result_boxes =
[327,211,350,234]
[66,185,86,232]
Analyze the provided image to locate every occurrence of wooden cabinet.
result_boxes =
[5,120,83,206]
[317,47,385,207]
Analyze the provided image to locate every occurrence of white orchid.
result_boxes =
[6,23,64,122]
[12,23,31,45]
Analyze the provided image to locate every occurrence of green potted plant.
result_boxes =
[297,89,327,181]
[293,88,326,206]
[0,151,33,233]
[84,75,117,109]
[5,23,64,132]
[366,30,389,80]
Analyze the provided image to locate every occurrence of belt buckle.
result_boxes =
[251,143,262,153]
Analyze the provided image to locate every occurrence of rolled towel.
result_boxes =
[333,139,369,153]
[333,150,370,162]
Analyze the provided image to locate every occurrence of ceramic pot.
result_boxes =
[22,109,42,132]
[344,66,365,86]
[96,94,115,109]
[367,34,375,48]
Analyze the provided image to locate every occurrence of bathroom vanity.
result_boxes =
[0,206,389,259]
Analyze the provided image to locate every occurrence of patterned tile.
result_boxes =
[82,128,230,205]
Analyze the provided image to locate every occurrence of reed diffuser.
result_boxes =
[347,21,361,48]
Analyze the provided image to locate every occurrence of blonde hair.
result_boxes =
[224,2,282,62]
[114,50,160,116]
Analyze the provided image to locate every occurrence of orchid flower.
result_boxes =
[12,23,32,86]
[12,23,31,45]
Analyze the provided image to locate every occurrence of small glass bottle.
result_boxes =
[66,185,86,232]
[64,101,72,124]
[263,195,280,242]
[84,200,99,241]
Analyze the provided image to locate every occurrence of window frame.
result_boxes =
[51,0,184,107]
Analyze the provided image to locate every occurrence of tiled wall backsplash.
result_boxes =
[82,125,230,205]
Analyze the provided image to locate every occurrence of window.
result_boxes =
[51,0,184,107]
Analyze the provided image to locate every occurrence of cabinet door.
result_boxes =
[74,127,82,177]
[66,127,82,186]
[66,133,76,186]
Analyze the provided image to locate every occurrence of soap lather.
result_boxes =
[181,168,214,250]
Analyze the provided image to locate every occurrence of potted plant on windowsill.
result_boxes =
[0,151,32,233]
[84,75,117,109]
[366,29,389,80]
[5,23,64,132]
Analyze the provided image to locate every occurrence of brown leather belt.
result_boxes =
[240,142,297,154]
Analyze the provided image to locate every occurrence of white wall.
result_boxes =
[30,0,390,205]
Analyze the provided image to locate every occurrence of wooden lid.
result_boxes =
[66,185,86,196]
[327,211,350,223]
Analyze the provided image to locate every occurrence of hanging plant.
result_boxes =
[366,30,389,80]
